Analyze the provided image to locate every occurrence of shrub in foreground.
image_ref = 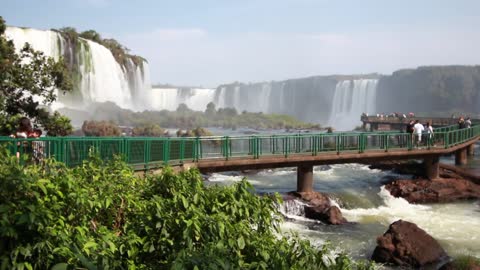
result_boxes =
[0,149,374,269]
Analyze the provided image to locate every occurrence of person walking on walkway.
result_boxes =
[405,120,415,147]
[413,120,425,148]
[466,117,472,128]
[425,122,434,147]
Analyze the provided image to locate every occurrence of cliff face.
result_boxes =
[215,74,379,124]
[377,66,480,114]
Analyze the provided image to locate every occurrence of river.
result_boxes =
[204,128,480,262]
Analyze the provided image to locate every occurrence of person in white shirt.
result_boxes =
[413,120,424,147]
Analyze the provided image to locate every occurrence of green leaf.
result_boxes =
[237,236,245,250]
[84,241,97,249]
[51,263,69,270]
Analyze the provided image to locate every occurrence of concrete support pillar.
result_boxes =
[467,144,475,156]
[424,156,439,180]
[297,165,314,192]
[455,148,468,165]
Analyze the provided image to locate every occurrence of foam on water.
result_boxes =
[206,162,480,259]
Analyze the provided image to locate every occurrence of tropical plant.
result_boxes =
[0,148,374,269]
[0,16,73,136]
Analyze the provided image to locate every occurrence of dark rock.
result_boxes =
[369,160,423,175]
[386,178,480,204]
[440,259,480,270]
[371,220,447,267]
[287,191,347,225]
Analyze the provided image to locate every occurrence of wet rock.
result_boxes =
[316,165,332,171]
[287,191,347,225]
[369,160,423,175]
[440,257,480,270]
[386,178,480,203]
[371,220,447,267]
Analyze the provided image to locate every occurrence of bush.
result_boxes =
[0,149,374,269]
[82,120,121,136]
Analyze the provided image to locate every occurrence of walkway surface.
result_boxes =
[1,123,479,172]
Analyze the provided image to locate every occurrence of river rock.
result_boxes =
[287,191,347,225]
[371,220,447,267]
[440,259,480,270]
[386,178,480,203]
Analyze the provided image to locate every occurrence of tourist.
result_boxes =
[458,117,466,129]
[405,120,415,147]
[425,122,434,146]
[10,117,33,158]
[413,120,424,148]
[30,129,45,164]
[466,117,472,128]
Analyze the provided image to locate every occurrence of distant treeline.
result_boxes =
[61,101,321,134]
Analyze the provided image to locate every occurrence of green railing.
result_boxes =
[1,124,479,170]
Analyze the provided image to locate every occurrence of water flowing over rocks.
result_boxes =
[385,178,480,204]
[371,220,448,267]
[286,191,347,225]
[5,26,151,111]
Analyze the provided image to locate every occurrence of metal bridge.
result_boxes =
[2,123,479,192]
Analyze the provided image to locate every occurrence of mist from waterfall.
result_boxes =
[328,79,378,131]
[150,88,216,111]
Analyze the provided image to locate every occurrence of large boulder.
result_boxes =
[287,191,347,225]
[386,178,480,203]
[371,220,447,267]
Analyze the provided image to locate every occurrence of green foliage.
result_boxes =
[62,101,322,131]
[0,16,73,136]
[82,120,121,137]
[177,127,214,137]
[205,102,216,116]
[37,110,73,136]
[56,27,146,68]
[132,124,165,137]
[0,149,374,269]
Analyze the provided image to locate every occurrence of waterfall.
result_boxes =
[328,79,378,131]
[151,77,377,128]
[4,26,151,111]
[150,88,216,111]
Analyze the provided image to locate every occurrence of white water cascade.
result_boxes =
[150,88,216,111]
[328,79,378,131]
[4,26,152,111]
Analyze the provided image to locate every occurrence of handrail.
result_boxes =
[1,124,479,169]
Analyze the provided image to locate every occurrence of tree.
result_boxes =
[0,16,73,136]
[176,103,190,114]
[205,102,216,116]
[79,30,102,44]
[132,124,165,137]
[82,120,121,136]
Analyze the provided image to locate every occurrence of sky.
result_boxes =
[3,0,480,87]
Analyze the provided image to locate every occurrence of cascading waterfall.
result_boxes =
[328,79,378,131]
[150,88,216,111]
[4,26,151,111]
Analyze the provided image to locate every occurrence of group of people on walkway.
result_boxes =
[405,120,433,148]
[404,116,473,148]
[9,117,44,163]
[458,116,472,129]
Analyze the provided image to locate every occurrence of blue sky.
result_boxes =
[3,0,480,86]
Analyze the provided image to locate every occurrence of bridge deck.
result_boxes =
[1,124,478,171]
[193,138,477,172]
